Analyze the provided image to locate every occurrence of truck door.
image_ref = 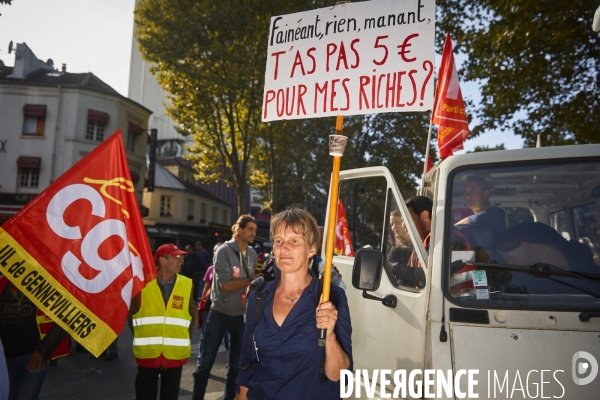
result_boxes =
[323,167,429,378]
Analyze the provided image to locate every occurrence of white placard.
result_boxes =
[262,0,435,121]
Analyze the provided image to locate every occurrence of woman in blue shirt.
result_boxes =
[236,206,352,400]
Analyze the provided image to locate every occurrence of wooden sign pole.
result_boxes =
[319,115,345,346]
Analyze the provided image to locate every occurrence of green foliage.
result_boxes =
[136,0,432,218]
[438,0,599,147]
[135,0,307,214]
[468,143,506,153]
[261,111,430,223]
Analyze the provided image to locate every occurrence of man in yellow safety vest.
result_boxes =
[128,243,196,400]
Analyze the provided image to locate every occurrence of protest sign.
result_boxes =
[0,131,156,357]
[262,0,435,121]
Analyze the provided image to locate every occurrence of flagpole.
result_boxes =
[421,32,451,194]
[320,115,346,346]
[421,117,434,195]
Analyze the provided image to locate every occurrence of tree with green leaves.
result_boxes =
[135,0,333,215]
[438,1,599,147]
[468,144,506,153]
[260,110,429,225]
[136,0,433,218]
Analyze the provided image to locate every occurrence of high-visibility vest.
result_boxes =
[132,275,192,361]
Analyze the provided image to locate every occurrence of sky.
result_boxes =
[0,0,523,152]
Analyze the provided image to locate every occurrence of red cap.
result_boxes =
[155,243,186,262]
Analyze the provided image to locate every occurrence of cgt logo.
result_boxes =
[572,351,598,385]
[171,295,184,310]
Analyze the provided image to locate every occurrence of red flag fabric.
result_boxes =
[432,32,470,159]
[426,155,433,173]
[334,200,354,256]
[0,131,156,357]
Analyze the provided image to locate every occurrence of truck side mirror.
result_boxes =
[352,249,383,291]
[352,249,397,308]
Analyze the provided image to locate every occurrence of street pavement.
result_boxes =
[38,322,228,400]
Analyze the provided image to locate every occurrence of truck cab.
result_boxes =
[324,144,600,398]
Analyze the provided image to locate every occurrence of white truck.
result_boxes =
[324,144,600,399]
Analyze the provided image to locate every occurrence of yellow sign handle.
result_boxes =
[319,115,344,345]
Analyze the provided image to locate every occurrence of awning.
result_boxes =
[17,156,41,169]
[145,225,211,240]
[88,109,109,123]
[23,104,46,116]
[128,122,144,135]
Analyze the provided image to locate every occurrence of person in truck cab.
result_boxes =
[456,175,507,234]
[388,196,432,289]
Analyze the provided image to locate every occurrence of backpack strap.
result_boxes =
[310,257,320,277]
[242,277,328,384]
[243,284,269,370]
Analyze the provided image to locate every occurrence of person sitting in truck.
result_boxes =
[388,196,432,289]
[455,175,508,234]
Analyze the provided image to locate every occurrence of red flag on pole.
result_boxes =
[0,131,156,357]
[432,32,470,159]
[334,200,354,256]
[426,155,433,173]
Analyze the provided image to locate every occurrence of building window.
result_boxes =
[19,168,40,188]
[127,122,143,152]
[86,109,109,142]
[22,104,46,136]
[222,209,228,225]
[126,132,137,152]
[16,156,41,188]
[212,206,218,223]
[201,203,207,223]
[160,196,173,217]
[187,199,195,221]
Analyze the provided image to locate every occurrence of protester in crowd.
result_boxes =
[0,339,7,400]
[193,216,257,400]
[236,206,352,400]
[181,244,203,302]
[196,242,228,366]
[195,242,211,287]
[456,175,507,234]
[405,196,432,250]
[0,275,69,400]
[181,245,195,279]
[254,244,265,275]
[128,243,195,400]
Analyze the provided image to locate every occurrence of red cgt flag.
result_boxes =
[0,131,156,357]
[432,32,470,159]
[334,200,354,256]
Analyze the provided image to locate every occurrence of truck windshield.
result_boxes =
[446,160,600,310]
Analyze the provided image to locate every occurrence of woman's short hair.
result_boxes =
[232,214,257,238]
[270,205,319,251]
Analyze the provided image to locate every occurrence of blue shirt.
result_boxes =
[157,274,175,305]
[236,269,353,400]
[467,205,507,233]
